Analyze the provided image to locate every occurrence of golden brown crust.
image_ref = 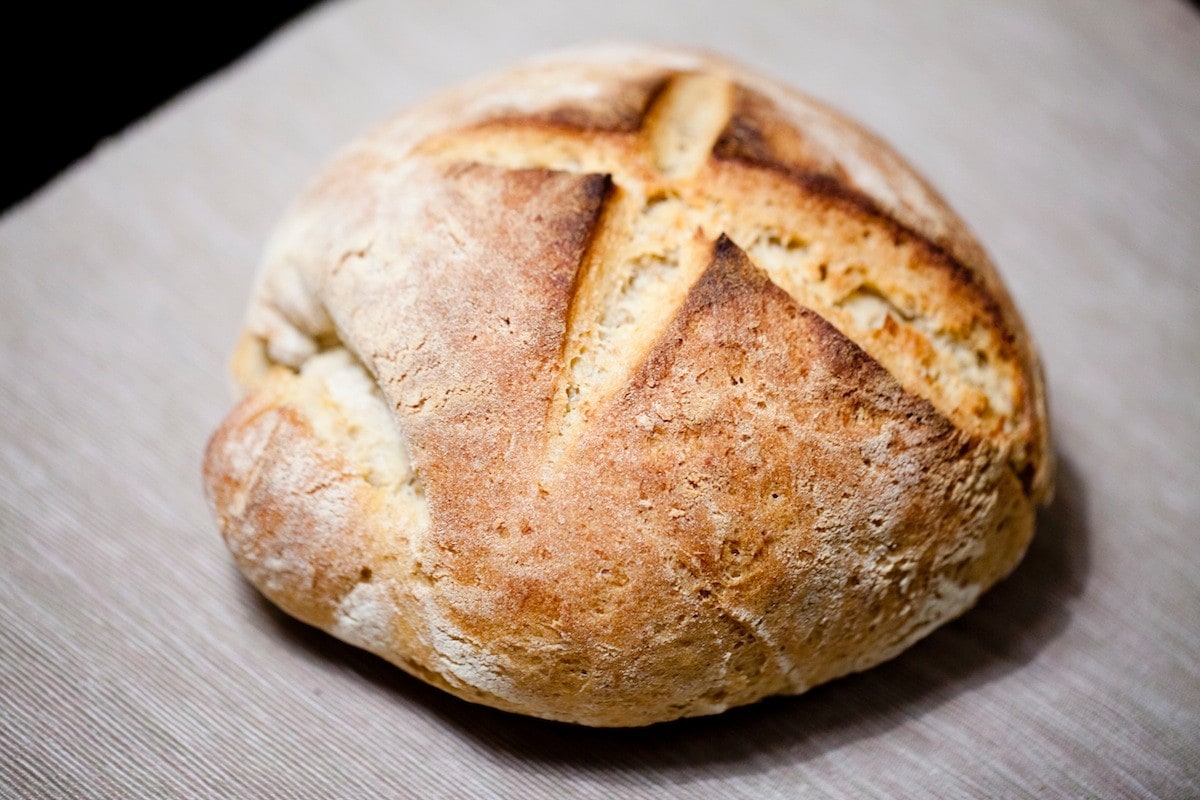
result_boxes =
[709,83,1050,496]
[203,45,1050,726]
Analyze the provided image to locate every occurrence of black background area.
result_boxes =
[4,2,1198,213]
[3,2,318,212]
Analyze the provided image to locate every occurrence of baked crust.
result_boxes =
[204,45,1051,726]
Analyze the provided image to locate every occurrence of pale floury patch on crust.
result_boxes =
[204,45,1050,726]
[332,580,394,654]
[849,577,986,674]
[423,610,521,703]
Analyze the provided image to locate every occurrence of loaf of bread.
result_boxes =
[204,45,1052,726]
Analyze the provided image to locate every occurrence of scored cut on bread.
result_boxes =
[204,44,1051,727]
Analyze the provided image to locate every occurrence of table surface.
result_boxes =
[3,1,1198,797]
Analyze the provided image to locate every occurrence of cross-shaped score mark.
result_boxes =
[416,72,1018,479]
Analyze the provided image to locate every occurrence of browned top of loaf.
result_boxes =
[215,44,1051,725]
[245,46,1049,497]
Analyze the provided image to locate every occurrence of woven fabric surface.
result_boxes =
[2,1,1198,797]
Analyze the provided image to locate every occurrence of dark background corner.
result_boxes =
[4,1,1198,214]
[3,2,318,213]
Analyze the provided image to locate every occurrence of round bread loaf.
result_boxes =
[204,45,1052,726]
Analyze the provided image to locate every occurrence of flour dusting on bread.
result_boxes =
[204,45,1050,726]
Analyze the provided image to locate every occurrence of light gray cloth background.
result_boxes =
[2,1,1198,797]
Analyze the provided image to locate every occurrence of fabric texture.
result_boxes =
[2,0,1198,796]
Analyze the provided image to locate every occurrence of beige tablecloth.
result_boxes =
[3,1,1198,796]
